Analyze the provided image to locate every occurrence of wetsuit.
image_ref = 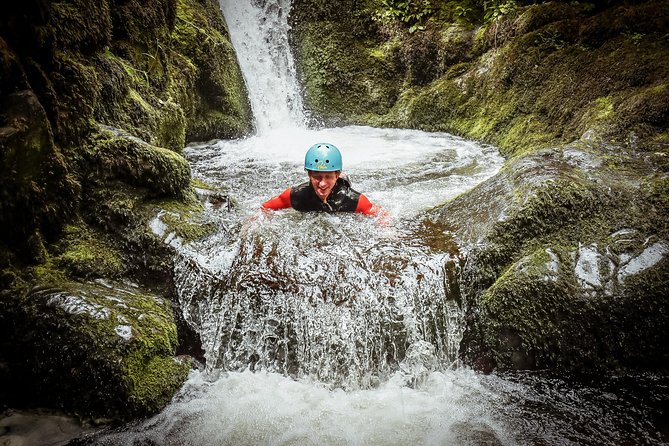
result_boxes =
[262,177,379,215]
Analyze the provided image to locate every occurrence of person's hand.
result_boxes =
[240,208,271,237]
[373,206,393,227]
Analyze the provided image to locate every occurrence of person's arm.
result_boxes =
[262,188,292,210]
[356,194,386,218]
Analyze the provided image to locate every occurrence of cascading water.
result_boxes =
[220,0,306,132]
[76,1,668,445]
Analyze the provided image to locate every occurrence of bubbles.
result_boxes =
[85,369,517,446]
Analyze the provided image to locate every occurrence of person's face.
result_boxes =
[308,170,340,201]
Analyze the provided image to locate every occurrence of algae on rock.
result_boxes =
[0,281,191,420]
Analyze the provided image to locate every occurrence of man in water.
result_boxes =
[261,143,383,216]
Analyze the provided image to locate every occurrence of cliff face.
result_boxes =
[290,0,669,376]
[0,0,251,420]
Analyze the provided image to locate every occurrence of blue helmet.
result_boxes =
[304,143,342,172]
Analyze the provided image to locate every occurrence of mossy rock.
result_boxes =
[52,223,127,279]
[292,19,401,125]
[430,142,669,375]
[171,0,253,140]
[461,236,669,375]
[0,86,80,257]
[91,50,188,152]
[49,0,112,54]
[0,280,191,420]
[460,247,577,372]
[90,134,191,198]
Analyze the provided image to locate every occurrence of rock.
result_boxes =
[0,280,192,420]
[91,134,191,198]
[444,147,669,375]
[0,84,79,256]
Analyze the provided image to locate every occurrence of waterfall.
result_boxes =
[173,211,466,388]
[219,0,307,133]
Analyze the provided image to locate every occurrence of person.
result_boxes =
[261,143,383,216]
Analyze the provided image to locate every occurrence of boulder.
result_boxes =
[0,280,191,420]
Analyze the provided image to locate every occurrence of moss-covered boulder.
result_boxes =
[90,132,191,198]
[171,0,254,140]
[290,0,402,125]
[0,280,191,420]
[427,144,668,375]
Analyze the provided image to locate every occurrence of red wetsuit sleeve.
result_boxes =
[356,194,379,216]
[262,188,292,210]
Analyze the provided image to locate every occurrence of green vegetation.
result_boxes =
[375,0,434,33]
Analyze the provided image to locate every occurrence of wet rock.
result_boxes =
[451,149,669,374]
[0,280,191,421]
[450,421,504,446]
[0,409,96,446]
[91,134,191,198]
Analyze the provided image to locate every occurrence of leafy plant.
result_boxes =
[483,0,518,23]
[454,4,475,20]
[625,32,644,46]
[375,0,433,33]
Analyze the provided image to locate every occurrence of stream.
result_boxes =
[71,0,667,444]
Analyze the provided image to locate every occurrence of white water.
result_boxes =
[220,0,306,132]
[75,1,667,445]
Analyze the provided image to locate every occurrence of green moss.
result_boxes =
[472,246,576,369]
[118,290,191,412]
[32,260,69,285]
[191,178,217,191]
[91,136,191,198]
[159,213,214,242]
[172,0,253,140]
[156,99,186,152]
[50,0,112,52]
[293,20,400,125]
[124,353,191,413]
[591,96,613,120]
[498,114,553,152]
[54,223,127,279]
[1,280,192,419]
